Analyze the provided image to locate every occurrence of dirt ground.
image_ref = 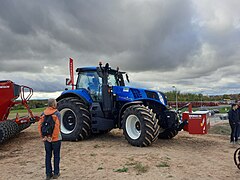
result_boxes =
[0,122,240,180]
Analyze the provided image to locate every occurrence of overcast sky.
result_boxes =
[0,0,240,99]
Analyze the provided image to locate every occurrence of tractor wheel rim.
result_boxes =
[126,115,141,140]
[60,108,76,134]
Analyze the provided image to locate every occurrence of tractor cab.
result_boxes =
[76,69,102,101]
[75,66,125,102]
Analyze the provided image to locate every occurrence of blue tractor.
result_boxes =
[57,62,184,147]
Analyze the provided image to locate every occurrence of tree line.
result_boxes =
[11,92,240,110]
[165,91,240,102]
[12,99,48,110]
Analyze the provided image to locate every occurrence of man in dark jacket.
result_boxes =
[228,103,240,144]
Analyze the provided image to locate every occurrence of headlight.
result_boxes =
[157,92,166,105]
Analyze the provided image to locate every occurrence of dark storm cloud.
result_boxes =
[21,77,66,92]
[0,60,41,73]
[0,0,197,72]
[0,0,239,94]
[0,72,66,92]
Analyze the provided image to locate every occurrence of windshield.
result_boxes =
[76,71,101,89]
[76,71,120,101]
[76,71,101,101]
[108,74,118,86]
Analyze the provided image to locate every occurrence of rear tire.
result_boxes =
[57,97,91,141]
[122,105,160,147]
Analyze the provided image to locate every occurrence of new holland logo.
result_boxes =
[189,115,202,119]
[0,86,10,89]
[123,88,129,92]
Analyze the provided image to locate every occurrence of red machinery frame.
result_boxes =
[0,80,39,124]
[15,85,40,124]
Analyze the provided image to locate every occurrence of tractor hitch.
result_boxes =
[177,120,188,131]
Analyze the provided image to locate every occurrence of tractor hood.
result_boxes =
[112,86,167,107]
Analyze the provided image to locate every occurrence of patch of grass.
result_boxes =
[97,167,103,170]
[10,107,45,114]
[94,144,100,148]
[9,107,45,119]
[126,157,134,161]
[156,162,170,168]
[209,123,231,135]
[219,107,230,113]
[222,150,229,153]
[125,161,138,166]
[133,163,149,174]
[161,156,171,161]
[125,157,140,167]
[113,167,128,173]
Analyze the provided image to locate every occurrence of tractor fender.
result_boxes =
[56,92,92,106]
[118,101,143,128]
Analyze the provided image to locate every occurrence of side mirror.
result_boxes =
[66,78,70,85]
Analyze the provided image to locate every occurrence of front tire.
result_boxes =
[158,110,179,139]
[57,97,91,141]
[158,128,178,139]
[122,105,160,147]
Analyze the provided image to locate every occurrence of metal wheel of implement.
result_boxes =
[0,120,19,144]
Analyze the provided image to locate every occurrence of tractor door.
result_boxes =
[76,71,102,101]
[76,71,119,102]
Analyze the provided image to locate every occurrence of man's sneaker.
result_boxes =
[46,173,53,180]
[53,173,60,179]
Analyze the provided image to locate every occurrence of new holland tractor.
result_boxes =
[57,59,186,147]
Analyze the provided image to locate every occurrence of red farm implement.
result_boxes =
[0,80,39,143]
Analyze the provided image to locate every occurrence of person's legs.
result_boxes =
[235,124,240,142]
[238,123,240,138]
[44,141,53,176]
[52,141,61,176]
[230,124,235,142]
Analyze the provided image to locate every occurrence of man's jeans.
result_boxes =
[230,123,240,142]
[44,140,61,175]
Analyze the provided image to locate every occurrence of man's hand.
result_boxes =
[46,137,52,142]
[42,136,47,141]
